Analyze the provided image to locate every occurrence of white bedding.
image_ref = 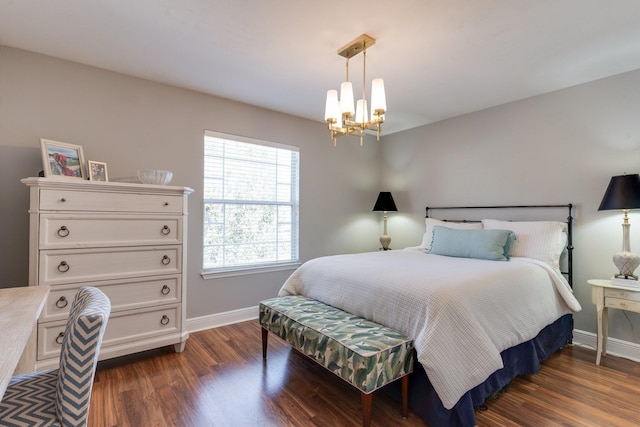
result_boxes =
[278,250,581,409]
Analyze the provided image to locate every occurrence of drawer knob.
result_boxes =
[57,261,70,273]
[55,296,68,308]
[161,255,171,265]
[55,332,64,345]
[161,225,171,236]
[160,315,170,326]
[60,198,66,203]
[57,226,70,238]
[161,284,171,295]
[164,202,170,206]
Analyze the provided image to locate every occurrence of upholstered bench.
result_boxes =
[259,295,414,427]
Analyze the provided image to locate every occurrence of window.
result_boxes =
[203,131,299,274]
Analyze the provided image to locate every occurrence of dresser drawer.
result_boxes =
[604,288,640,302]
[39,214,182,249]
[41,276,181,322]
[39,189,183,213]
[39,246,182,285]
[605,297,640,313]
[38,304,181,360]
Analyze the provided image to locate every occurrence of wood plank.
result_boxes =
[88,321,640,426]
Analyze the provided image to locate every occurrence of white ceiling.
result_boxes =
[2,0,640,135]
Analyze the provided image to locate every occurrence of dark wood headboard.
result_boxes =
[425,204,574,288]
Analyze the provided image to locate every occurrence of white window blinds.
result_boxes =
[203,131,299,271]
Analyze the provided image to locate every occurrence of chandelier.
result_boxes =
[324,34,386,146]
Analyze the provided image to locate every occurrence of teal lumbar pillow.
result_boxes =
[427,226,516,261]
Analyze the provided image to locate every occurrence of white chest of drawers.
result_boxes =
[21,177,193,372]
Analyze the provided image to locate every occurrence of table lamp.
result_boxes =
[373,191,397,250]
[598,173,640,281]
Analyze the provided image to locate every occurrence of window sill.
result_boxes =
[201,262,301,280]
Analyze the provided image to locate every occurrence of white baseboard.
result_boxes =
[186,311,640,365]
[573,329,640,363]
[186,305,258,333]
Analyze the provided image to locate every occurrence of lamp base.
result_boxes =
[379,235,391,251]
[613,251,640,280]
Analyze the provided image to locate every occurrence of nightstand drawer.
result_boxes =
[605,297,640,313]
[604,288,640,302]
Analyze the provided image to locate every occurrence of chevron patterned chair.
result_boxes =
[0,286,111,427]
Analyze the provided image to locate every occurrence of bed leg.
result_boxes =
[361,392,372,427]
[401,374,409,418]
[262,327,268,359]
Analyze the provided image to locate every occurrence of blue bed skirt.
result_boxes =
[383,314,573,427]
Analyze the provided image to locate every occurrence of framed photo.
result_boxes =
[41,139,86,179]
[88,160,109,182]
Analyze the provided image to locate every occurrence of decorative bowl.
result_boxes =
[137,169,173,185]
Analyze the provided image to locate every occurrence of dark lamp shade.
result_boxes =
[598,174,640,211]
[372,191,397,212]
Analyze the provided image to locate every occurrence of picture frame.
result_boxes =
[40,138,86,179]
[88,160,109,182]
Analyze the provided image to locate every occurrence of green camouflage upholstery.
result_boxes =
[259,295,414,393]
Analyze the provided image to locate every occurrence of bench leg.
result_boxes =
[401,374,409,418]
[361,392,372,427]
[262,327,268,359]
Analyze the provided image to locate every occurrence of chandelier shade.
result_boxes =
[324,90,339,122]
[324,34,386,146]
[356,99,368,123]
[371,78,387,115]
[340,82,355,117]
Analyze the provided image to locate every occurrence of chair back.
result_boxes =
[55,287,111,427]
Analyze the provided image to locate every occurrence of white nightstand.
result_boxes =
[589,279,640,365]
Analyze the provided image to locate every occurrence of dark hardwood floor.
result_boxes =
[88,321,640,426]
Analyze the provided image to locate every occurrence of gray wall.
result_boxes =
[0,46,382,318]
[381,69,640,343]
[4,44,640,344]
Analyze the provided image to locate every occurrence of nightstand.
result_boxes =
[589,279,640,365]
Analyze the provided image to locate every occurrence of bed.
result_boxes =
[278,204,581,427]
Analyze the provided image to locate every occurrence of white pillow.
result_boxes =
[481,219,567,268]
[420,218,483,250]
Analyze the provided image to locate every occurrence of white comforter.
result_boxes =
[278,250,581,409]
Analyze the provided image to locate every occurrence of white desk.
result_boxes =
[0,286,49,400]
[589,279,640,365]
